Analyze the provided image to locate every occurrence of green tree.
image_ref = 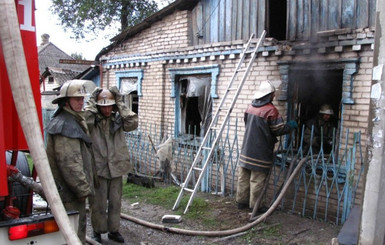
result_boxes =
[50,0,160,40]
[70,52,85,60]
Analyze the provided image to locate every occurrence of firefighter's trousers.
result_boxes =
[89,176,122,233]
[236,167,268,209]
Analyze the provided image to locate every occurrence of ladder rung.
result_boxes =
[172,31,267,214]
[245,49,254,54]
[184,187,194,193]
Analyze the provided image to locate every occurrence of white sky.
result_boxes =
[35,0,169,60]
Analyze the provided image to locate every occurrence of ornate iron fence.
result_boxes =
[125,121,363,225]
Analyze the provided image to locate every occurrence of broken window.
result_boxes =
[119,77,139,114]
[177,76,212,139]
[267,0,287,40]
[288,69,343,152]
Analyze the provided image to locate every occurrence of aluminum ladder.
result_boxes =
[172,31,267,214]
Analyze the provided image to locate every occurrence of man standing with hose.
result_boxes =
[236,80,297,211]
[85,86,138,243]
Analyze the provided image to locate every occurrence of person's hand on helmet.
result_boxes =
[91,87,103,100]
[287,120,298,129]
[85,87,103,113]
[108,86,121,97]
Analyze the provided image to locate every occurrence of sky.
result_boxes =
[34,0,169,60]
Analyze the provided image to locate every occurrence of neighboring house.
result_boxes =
[38,33,92,109]
[92,0,376,228]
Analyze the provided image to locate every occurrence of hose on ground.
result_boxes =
[120,157,308,237]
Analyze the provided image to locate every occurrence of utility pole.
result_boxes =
[360,0,385,244]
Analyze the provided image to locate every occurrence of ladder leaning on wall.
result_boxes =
[172,30,267,214]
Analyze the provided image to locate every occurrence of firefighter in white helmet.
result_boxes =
[236,80,297,211]
[303,104,337,153]
[45,79,98,244]
[84,86,138,243]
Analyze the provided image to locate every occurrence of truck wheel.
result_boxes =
[5,151,31,216]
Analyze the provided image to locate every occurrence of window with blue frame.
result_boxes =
[115,70,143,115]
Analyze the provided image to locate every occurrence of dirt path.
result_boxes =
[86,192,341,245]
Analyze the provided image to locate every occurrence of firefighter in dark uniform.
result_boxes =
[303,104,336,154]
[236,80,297,210]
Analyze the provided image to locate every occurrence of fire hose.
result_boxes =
[0,1,81,244]
[119,157,307,237]
[7,165,46,201]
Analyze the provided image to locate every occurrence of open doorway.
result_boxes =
[267,0,287,40]
[288,69,343,148]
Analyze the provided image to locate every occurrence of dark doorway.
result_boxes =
[288,69,343,147]
[268,0,287,40]
[185,97,201,136]
[178,76,211,138]
[129,91,139,114]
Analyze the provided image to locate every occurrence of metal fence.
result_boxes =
[42,109,363,225]
[126,121,363,225]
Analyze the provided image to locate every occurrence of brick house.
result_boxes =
[93,0,376,224]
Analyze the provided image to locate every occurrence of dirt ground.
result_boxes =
[86,185,341,245]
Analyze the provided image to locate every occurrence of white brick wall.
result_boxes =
[100,8,374,217]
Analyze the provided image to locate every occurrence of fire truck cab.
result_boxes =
[0,0,79,244]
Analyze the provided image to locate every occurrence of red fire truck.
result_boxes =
[0,0,79,244]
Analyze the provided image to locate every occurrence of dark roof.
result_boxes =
[74,65,99,80]
[38,42,89,74]
[42,67,83,86]
[96,0,200,60]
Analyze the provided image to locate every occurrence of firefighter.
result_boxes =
[236,80,297,211]
[45,80,98,244]
[85,87,138,243]
[303,104,337,154]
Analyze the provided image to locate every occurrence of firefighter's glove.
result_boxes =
[85,87,102,113]
[91,87,103,100]
[109,86,128,117]
[287,120,298,129]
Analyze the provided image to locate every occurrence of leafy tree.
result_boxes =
[50,0,161,40]
[70,52,85,60]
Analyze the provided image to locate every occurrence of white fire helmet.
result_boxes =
[253,80,276,99]
[52,80,90,104]
[319,104,334,115]
[96,89,116,106]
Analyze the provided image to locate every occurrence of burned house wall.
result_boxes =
[100,5,374,220]
[189,0,376,44]
[287,0,376,40]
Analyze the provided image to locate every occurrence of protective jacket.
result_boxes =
[303,114,336,152]
[85,101,138,179]
[238,97,291,173]
[45,107,96,202]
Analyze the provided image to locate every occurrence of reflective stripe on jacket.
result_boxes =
[238,101,291,173]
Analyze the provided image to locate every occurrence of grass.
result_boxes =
[25,152,34,175]
[122,182,218,227]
